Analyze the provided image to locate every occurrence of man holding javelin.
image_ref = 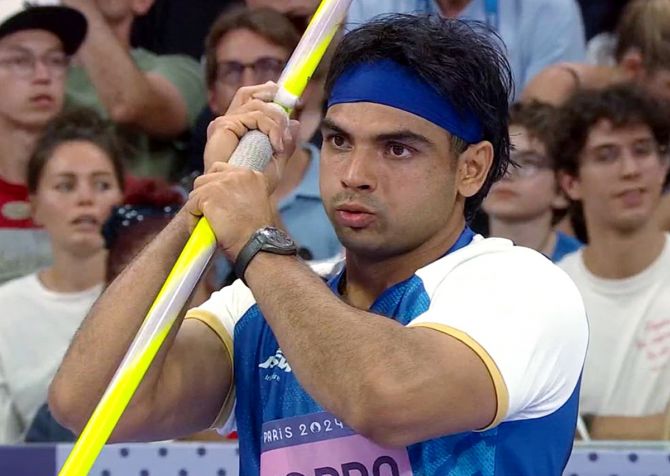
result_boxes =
[51,14,588,475]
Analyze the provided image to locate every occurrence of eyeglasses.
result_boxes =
[216,57,285,86]
[504,151,553,179]
[583,140,666,169]
[0,51,70,78]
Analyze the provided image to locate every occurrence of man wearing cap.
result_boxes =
[0,0,86,284]
[62,0,206,181]
[52,15,588,475]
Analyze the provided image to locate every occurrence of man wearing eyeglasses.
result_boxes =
[552,84,670,440]
[190,7,342,280]
[483,101,581,262]
[0,0,86,284]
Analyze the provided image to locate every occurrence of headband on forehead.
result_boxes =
[327,59,484,144]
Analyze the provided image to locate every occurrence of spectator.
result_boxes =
[0,108,125,444]
[193,7,341,275]
[523,0,670,104]
[552,85,670,440]
[25,180,199,444]
[345,0,586,93]
[62,0,206,181]
[483,101,581,262]
[0,1,87,283]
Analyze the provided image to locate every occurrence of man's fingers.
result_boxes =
[205,111,287,165]
[233,111,287,155]
[184,191,204,234]
[235,99,290,152]
[227,81,278,112]
[204,122,241,171]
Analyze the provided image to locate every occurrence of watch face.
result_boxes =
[261,227,295,247]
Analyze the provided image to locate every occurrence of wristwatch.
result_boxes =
[234,226,297,284]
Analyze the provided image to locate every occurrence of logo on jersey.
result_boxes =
[259,348,292,373]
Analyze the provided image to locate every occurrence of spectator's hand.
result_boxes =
[246,0,319,18]
[203,82,299,193]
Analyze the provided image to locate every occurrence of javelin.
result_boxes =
[58,1,352,474]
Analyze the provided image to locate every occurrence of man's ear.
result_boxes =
[456,141,494,199]
[618,49,646,81]
[132,0,155,16]
[558,170,582,201]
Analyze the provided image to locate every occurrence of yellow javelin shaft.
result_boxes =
[58,0,351,474]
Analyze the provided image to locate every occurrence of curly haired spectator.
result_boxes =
[552,84,670,439]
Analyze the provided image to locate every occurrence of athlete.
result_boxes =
[50,14,588,476]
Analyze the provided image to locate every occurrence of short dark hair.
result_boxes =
[509,101,557,154]
[204,7,301,88]
[27,108,126,194]
[550,84,670,177]
[324,14,513,220]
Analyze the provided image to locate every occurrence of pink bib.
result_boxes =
[260,411,413,476]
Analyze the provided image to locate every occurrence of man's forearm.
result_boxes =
[245,253,422,428]
[72,7,186,136]
[49,211,192,430]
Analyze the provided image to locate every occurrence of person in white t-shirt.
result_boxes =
[552,84,670,440]
[0,108,124,443]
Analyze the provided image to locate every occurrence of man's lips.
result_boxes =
[335,203,376,228]
[489,187,518,199]
[30,94,55,106]
[615,188,646,207]
[70,214,100,229]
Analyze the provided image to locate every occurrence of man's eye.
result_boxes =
[329,135,348,149]
[387,143,412,159]
[55,182,74,192]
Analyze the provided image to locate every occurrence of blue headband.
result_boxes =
[327,59,484,143]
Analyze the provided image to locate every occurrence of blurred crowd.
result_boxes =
[0,0,668,445]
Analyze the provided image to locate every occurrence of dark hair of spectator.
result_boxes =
[204,7,301,88]
[509,101,557,160]
[324,14,513,220]
[27,108,126,194]
[550,84,670,177]
[615,0,670,71]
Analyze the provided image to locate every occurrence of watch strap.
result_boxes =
[234,227,297,284]
[234,233,265,285]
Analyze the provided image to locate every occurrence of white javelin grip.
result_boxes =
[228,129,274,170]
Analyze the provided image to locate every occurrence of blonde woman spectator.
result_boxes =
[0,109,124,443]
[523,0,670,104]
